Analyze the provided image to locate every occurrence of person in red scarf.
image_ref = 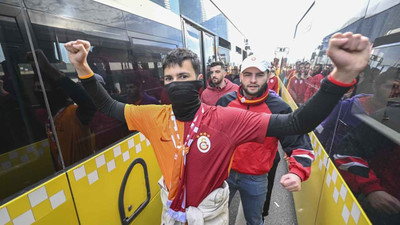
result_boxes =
[216,56,312,225]
[64,32,370,224]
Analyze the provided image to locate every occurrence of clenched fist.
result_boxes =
[64,40,93,76]
[327,32,371,83]
[280,173,301,192]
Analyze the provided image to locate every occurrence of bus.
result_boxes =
[287,0,400,224]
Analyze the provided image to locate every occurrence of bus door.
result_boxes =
[115,37,178,224]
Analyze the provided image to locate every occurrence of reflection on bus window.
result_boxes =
[116,72,159,105]
[31,23,178,154]
[185,23,203,73]
[218,46,230,65]
[333,112,400,224]
[315,35,400,224]
[316,68,400,153]
[130,38,177,103]
[29,50,97,170]
[150,0,180,14]
[0,15,55,202]
[203,32,215,67]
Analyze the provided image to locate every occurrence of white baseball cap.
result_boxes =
[241,56,270,72]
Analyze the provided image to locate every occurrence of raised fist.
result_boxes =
[327,32,371,83]
[64,40,91,67]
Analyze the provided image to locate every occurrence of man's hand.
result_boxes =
[280,173,301,192]
[327,32,371,83]
[64,40,93,76]
[283,153,289,161]
[367,191,400,215]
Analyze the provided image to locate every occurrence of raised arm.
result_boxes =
[267,33,371,137]
[28,50,97,125]
[64,40,125,121]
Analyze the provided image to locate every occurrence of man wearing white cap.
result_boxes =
[217,56,313,225]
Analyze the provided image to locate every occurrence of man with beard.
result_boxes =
[216,56,312,225]
[304,64,324,101]
[201,61,238,105]
[64,32,370,224]
[287,62,308,105]
[122,74,159,105]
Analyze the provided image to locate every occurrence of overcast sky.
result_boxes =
[212,0,369,63]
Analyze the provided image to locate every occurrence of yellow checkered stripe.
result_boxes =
[0,140,50,173]
[69,132,151,187]
[0,132,160,225]
[67,132,162,224]
[279,78,371,225]
[0,173,78,225]
[310,133,371,225]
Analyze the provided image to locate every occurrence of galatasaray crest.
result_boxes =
[196,132,211,153]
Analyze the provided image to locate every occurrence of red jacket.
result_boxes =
[201,78,238,105]
[287,75,307,105]
[268,75,280,94]
[216,87,314,180]
[304,74,324,102]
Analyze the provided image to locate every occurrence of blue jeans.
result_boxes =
[227,170,268,225]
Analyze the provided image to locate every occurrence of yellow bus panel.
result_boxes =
[292,133,326,225]
[67,132,162,225]
[0,140,54,201]
[279,79,371,225]
[0,173,78,225]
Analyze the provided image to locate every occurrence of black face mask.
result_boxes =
[165,80,203,121]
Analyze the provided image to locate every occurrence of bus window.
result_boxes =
[30,22,133,157]
[203,31,216,74]
[0,14,57,203]
[30,18,179,156]
[316,37,400,225]
[184,23,203,74]
[218,46,230,65]
[128,38,177,103]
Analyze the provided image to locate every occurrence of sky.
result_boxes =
[212,0,369,63]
